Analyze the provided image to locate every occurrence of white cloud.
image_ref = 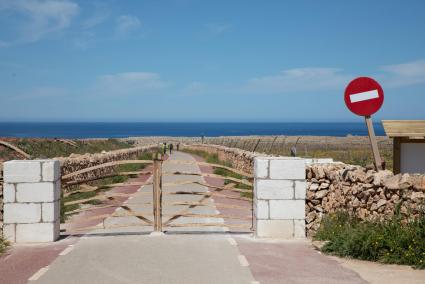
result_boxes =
[81,12,109,30]
[379,59,425,87]
[0,0,79,44]
[92,72,167,96]
[115,15,141,37]
[242,67,350,94]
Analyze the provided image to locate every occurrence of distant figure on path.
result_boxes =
[169,143,174,155]
[163,143,167,155]
[290,146,297,157]
[176,142,180,151]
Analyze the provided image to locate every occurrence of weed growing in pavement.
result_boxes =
[0,236,9,255]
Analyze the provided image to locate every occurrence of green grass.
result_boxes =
[0,236,9,255]
[314,211,425,269]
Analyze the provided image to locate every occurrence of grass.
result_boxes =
[0,138,133,161]
[182,148,253,196]
[0,236,9,255]
[314,211,425,269]
[303,148,393,171]
[18,139,132,159]
[61,151,156,222]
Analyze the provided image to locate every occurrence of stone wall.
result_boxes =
[306,163,425,237]
[58,145,158,186]
[182,143,256,175]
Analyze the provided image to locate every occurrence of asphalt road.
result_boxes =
[31,151,255,284]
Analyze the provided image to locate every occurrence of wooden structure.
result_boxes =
[382,120,425,174]
[61,157,253,234]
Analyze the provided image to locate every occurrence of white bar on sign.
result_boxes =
[350,89,379,103]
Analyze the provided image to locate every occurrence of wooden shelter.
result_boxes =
[382,120,425,174]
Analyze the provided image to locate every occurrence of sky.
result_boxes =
[0,0,424,123]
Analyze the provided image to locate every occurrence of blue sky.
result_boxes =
[0,0,424,122]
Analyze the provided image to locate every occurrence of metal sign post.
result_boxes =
[344,77,385,171]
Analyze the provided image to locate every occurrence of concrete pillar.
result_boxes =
[3,160,61,243]
[254,157,306,239]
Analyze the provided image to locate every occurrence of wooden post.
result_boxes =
[365,116,383,171]
[153,159,163,232]
[252,139,261,152]
[393,137,401,174]
[268,136,278,154]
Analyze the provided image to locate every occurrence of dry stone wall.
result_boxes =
[58,145,158,187]
[306,163,425,237]
[182,144,256,175]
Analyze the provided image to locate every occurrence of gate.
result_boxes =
[61,155,254,235]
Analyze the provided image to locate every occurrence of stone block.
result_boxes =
[4,203,41,223]
[3,160,42,183]
[3,224,16,242]
[3,183,16,203]
[254,200,269,219]
[42,160,61,182]
[16,221,60,243]
[269,158,305,180]
[16,182,59,203]
[254,157,269,178]
[269,200,305,219]
[294,219,306,238]
[256,220,294,238]
[255,180,293,200]
[41,202,60,222]
[294,181,306,200]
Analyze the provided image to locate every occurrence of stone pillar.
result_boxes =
[3,160,61,243]
[254,157,306,238]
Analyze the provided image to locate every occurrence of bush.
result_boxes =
[0,236,9,255]
[315,211,425,269]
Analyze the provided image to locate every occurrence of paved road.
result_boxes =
[31,151,255,284]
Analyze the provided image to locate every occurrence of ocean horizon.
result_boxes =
[0,122,386,139]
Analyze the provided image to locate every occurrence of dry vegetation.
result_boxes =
[125,135,393,170]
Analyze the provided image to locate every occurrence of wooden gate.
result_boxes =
[61,157,253,234]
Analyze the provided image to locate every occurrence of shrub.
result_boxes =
[315,211,425,269]
[0,236,9,255]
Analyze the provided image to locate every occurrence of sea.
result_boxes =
[0,122,386,139]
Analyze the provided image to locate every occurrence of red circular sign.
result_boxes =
[344,77,384,116]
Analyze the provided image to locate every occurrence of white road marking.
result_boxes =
[251,281,261,284]
[238,255,249,267]
[59,245,74,256]
[227,237,237,246]
[349,89,379,103]
[28,266,49,281]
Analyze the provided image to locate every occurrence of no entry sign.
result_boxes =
[344,77,384,116]
[344,76,385,170]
